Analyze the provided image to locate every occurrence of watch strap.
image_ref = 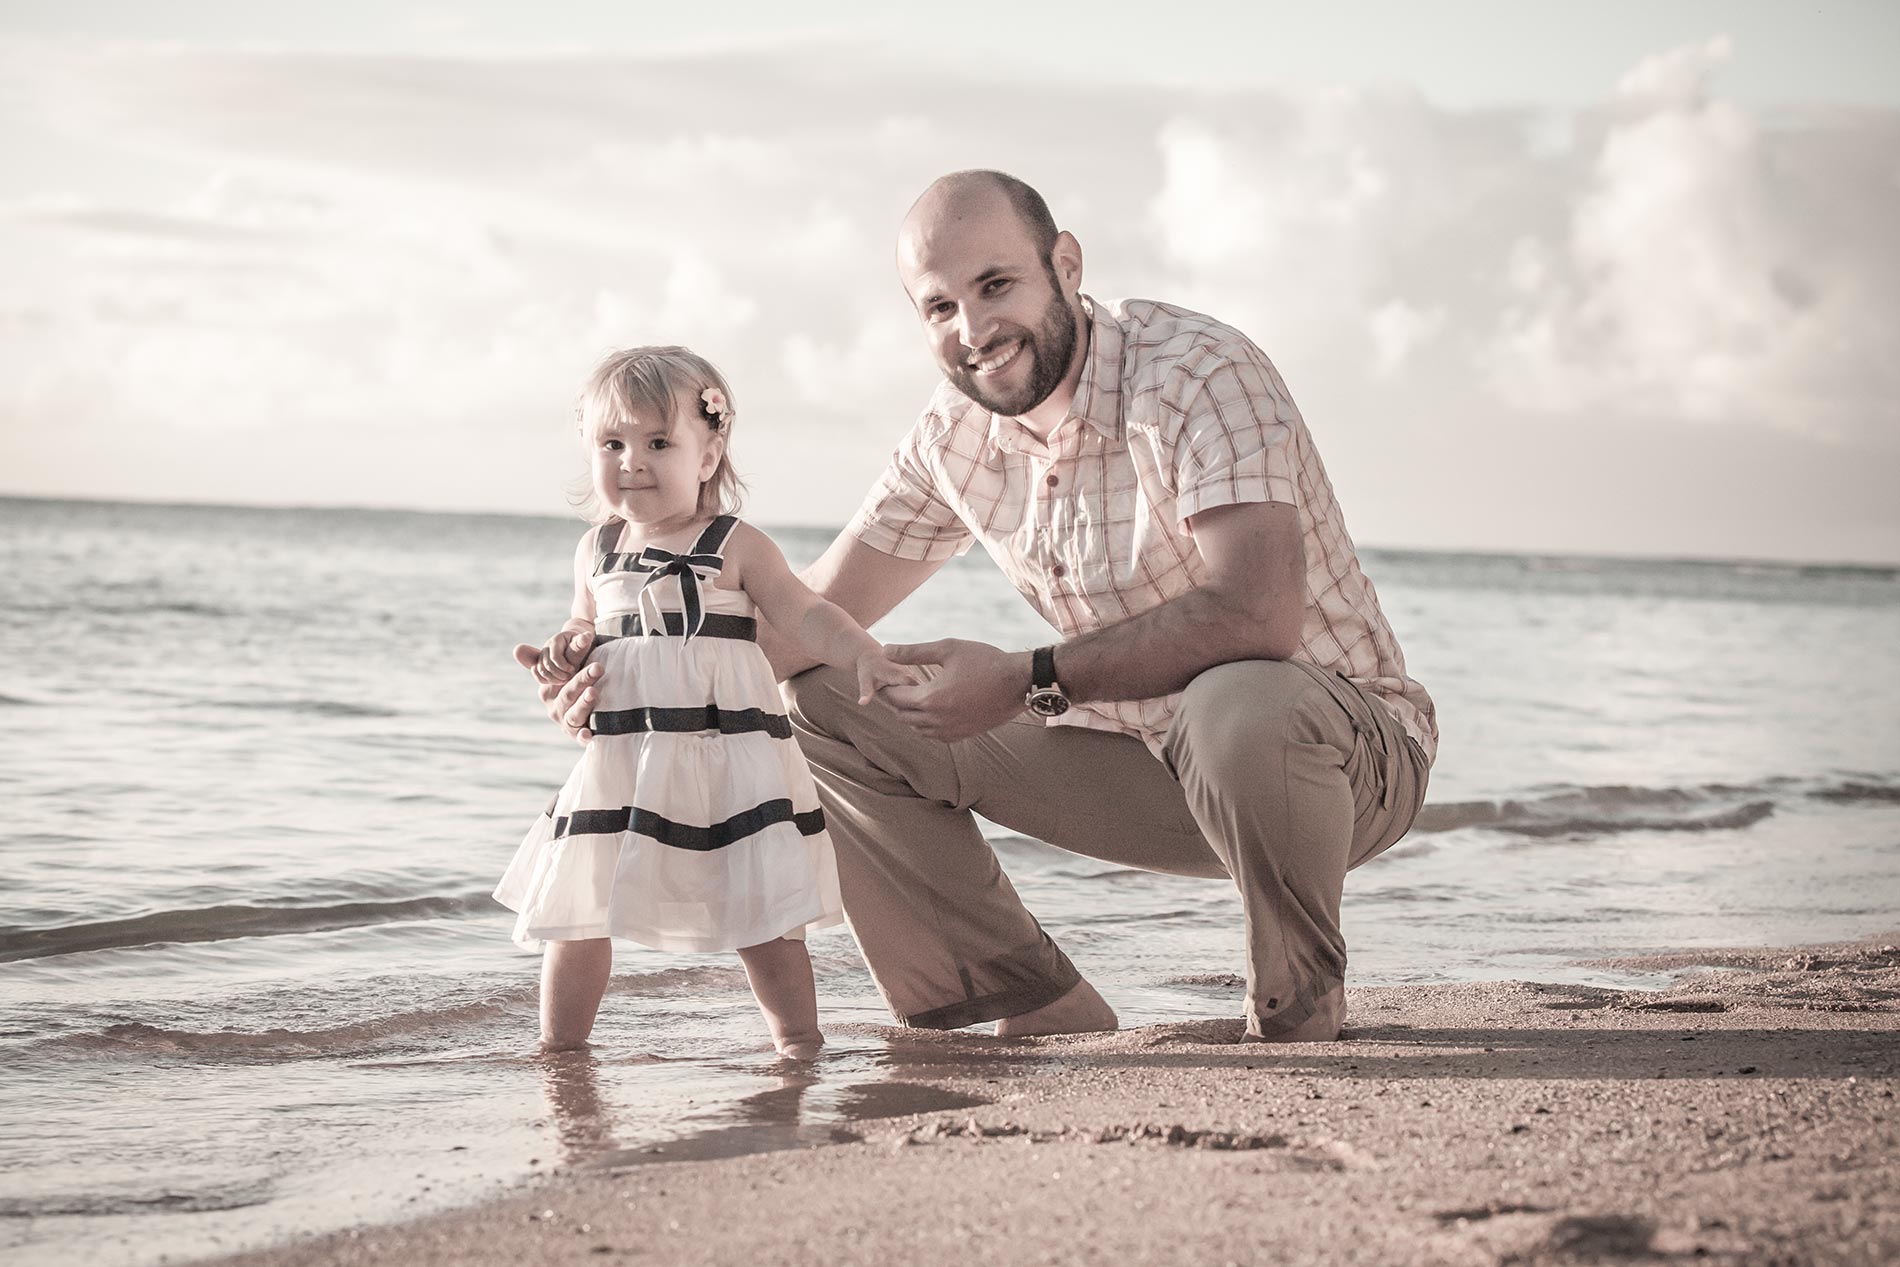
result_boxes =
[1031,645,1059,691]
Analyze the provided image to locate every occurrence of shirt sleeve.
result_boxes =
[1168,350,1302,533]
[845,422,976,563]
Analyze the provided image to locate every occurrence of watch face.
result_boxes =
[1026,689,1070,718]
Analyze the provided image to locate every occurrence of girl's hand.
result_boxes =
[521,625,593,686]
[511,626,601,744]
[855,646,918,706]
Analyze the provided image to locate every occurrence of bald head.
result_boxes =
[899,170,1059,278]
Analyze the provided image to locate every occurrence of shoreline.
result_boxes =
[192,935,1899,1267]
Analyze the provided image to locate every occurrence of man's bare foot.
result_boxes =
[775,1036,824,1061]
[994,979,1118,1037]
[1245,983,1347,1042]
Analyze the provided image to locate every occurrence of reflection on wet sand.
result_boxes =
[536,1034,1010,1170]
[538,1049,617,1162]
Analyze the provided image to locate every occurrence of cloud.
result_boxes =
[1366,299,1445,378]
[1614,34,1733,108]
[0,36,1894,559]
[1482,39,1900,438]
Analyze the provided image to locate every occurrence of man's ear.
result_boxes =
[1051,230,1084,294]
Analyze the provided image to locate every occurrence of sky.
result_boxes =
[3,1,1897,562]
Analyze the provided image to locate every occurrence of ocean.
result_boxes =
[2,495,1897,1265]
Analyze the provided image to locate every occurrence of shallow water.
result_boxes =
[2,497,1897,1264]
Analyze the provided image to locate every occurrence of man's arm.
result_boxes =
[1059,499,1302,702]
[878,500,1303,742]
[759,532,952,680]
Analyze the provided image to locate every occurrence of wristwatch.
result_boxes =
[1024,645,1071,718]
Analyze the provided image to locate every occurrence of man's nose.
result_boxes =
[957,306,998,354]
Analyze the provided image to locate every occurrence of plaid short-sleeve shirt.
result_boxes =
[848,295,1438,765]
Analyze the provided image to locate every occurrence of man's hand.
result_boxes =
[511,634,603,745]
[876,639,1032,743]
[854,646,921,707]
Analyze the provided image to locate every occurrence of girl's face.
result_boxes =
[588,396,724,533]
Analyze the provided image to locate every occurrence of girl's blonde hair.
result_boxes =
[575,345,747,520]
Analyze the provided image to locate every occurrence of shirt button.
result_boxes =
[1051,563,1067,578]
[1045,473,1059,488]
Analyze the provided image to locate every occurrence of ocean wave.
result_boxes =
[66,997,524,1057]
[0,1179,276,1218]
[1810,781,1900,805]
[0,892,495,963]
[110,600,232,618]
[29,965,750,1059]
[0,691,39,706]
[220,697,401,719]
[1412,776,1898,841]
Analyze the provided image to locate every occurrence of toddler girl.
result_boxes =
[494,345,904,1059]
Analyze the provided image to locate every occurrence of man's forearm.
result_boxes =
[1053,586,1291,705]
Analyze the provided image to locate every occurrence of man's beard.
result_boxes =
[946,286,1078,417]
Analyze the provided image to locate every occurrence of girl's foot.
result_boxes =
[738,936,823,1060]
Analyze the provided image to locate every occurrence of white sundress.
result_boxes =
[494,515,843,953]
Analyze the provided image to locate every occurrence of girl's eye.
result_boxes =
[648,438,670,451]
[602,439,624,452]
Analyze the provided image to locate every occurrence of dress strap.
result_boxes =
[689,514,740,558]
[594,519,625,565]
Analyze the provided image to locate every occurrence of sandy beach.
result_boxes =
[187,936,1899,1267]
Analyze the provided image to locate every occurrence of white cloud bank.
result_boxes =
[1,36,1895,560]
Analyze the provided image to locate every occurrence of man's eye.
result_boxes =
[984,278,1012,295]
[929,302,954,320]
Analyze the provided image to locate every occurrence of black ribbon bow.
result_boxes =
[634,545,725,642]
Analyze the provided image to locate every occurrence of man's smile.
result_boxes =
[969,339,1024,375]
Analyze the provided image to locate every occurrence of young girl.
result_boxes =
[494,345,905,1059]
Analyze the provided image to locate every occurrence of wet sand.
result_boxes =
[198,937,1899,1266]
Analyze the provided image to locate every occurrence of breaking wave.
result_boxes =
[1412,776,1896,840]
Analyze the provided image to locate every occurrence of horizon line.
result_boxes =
[4,489,1895,573]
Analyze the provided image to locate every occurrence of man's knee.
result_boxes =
[782,664,858,739]
[1168,660,1333,774]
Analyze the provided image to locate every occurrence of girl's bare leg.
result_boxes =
[736,936,823,1059]
[540,937,613,1051]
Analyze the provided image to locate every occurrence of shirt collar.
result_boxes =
[982,293,1125,457]
[1067,294,1126,443]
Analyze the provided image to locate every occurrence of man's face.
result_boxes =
[899,196,1080,417]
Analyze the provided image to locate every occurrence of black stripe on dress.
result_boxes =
[552,799,826,852]
[594,612,758,641]
[589,704,793,740]
[596,552,656,576]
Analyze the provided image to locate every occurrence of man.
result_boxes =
[527,170,1436,1042]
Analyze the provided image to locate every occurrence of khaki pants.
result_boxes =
[784,658,1429,1037]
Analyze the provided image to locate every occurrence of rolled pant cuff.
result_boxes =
[1245,970,1343,1039]
[900,960,1083,1031]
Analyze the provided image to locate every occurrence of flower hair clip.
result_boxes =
[700,387,732,426]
